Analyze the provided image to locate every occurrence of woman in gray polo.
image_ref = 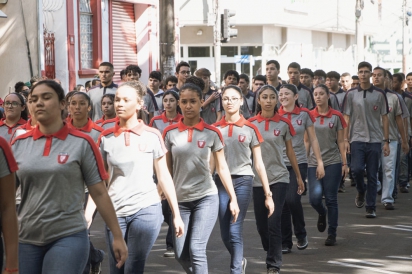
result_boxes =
[95,94,116,126]
[0,93,27,142]
[163,83,240,273]
[149,90,183,135]
[278,84,325,253]
[99,81,184,274]
[12,80,128,274]
[0,136,19,273]
[308,84,348,246]
[213,85,274,273]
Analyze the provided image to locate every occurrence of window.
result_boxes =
[221,46,238,57]
[189,61,197,75]
[188,47,210,57]
[79,0,93,69]
[241,46,262,56]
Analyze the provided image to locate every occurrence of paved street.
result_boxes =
[90,183,412,273]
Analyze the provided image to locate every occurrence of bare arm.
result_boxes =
[0,173,18,272]
[306,125,325,179]
[165,152,173,176]
[382,114,390,157]
[285,140,305,194]
[343,114,350,153]
[252,145,274,217]
[154,155,184,237]
[214,149,240,223]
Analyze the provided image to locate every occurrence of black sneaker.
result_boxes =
[282,246,291,254]
[384,203,394,210]
[400,186,409,193]
[350,179,356,187]
[355,192,366,208]
[325,235,336,246]
[90,262,102,274]
[163,247,175,257]
[297,236,308,250]
[267,269,280,274]
[338,185,346,193]
[317,212,327,232]
[365,209,376,218]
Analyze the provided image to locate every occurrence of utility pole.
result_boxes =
[159,0,176,78]
[402,0,409,73]
[355,0,364,65]
[213,0,221,86]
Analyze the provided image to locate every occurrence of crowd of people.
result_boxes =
[0,58,412,274]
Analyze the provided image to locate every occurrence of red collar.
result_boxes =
[310,107,334,118]
[278,106,301,116]
[177,118,205,132]
[113,120,146,137]
[69,118,94,133]
[102,117,119,126]
[254,112,281,123]
[0,117,26,127]
[32,123,70,140]
[214,115,247,128]
[161,112,183,123]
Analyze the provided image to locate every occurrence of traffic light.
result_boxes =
[221,9,237,43]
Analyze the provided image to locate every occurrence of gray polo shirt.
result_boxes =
[401,92,412,136]
[329,92,340,112]
[201,89,222,125]
[278,106,315,165]
[68,118,104,143]
[242,90,256,118]
[308,107,347,167]
[342,85,389,143]
[384,90,403,141]
[0,135,18,178]
[0,118,26,142]
[99,121,164,217]
[331,89,346,111]
[163,119,223,202]
[297,83,315,110]
[12,124,108,245]
[249,113,295,186]
[101,117,119,130]
[89,82,118,122]
[213,115,263,176]
[149,112,183,135]
[153,89,165,116]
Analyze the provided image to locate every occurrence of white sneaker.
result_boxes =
[242,258,247,274]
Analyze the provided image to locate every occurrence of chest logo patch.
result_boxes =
[238,134,246,143]
[138,144,147,152]
[58,153,69,164]
[296,119,302,125]
[299,103,304,107]
[197,140,206,148]
[211,107,215,112]
[329,122,334,128]
[274,129,280,136]
[389,107,392,112]
[373,105,378,111]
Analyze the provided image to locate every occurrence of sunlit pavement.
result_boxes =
[90,181,412,273]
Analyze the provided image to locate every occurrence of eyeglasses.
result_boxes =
[179,71,191,75]
[222,97,240,103]
[4,102,23,108]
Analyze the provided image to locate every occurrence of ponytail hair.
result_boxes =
[280,84,300,107]
[255,85,279,115]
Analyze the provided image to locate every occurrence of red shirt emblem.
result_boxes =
[389,107,392,112]
[58,153,69,164]
[274,129,280,136]
[238,134,246,143]
[197,140,206,148]
[329,122,334,128]
[296,119,302,125]
[373,105,378,111]
[211,107,215,112]
[299,103,304,107]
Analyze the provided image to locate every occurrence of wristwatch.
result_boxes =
[383,139,391,143]
[265,191,273,198]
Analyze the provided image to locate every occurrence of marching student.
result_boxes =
[213,85,274,273]
[12,80,128,273]
[308,84,348,246]
[286,63,314,109]
[277,84,325,253]
[95,94,116,126]
[98,81,184,273]
[0,136,19,273]
[249,85,303,274]
[148,89,183,258]
[0,93,27,142]
[342,61,390,218]
[163,83,239,273]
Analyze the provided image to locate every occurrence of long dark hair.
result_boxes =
[4,92,28,120]
[163,90,182,114]
[313,84,332,107]
[279,84,300,107]
[255,85,278,115]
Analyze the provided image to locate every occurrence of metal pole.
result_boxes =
[355,0,364,64]
[213,0,221,86]
[159,0,176,79]
[402,0,409,73]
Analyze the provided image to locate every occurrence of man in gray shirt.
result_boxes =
[287,62,314,109]
[342,61,390,218]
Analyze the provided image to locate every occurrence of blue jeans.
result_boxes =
[282,164,307,248]
[381,141,398,203]
[398,150,409,188]
[351,142,381,211]
[254,183,288,271]
[19,229,89,274]
[216,175,253,274]
[106,203,163,274]
[173,194,218,274]
[308,163,342,237]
